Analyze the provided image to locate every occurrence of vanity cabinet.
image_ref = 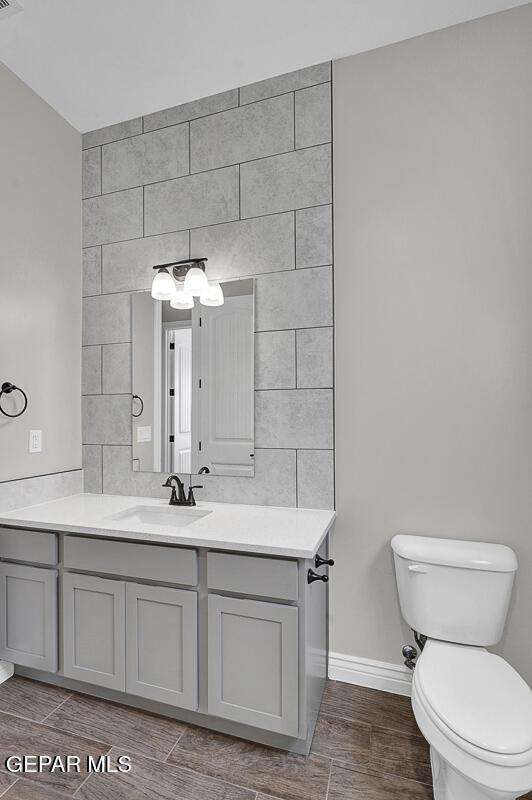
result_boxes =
[0,562,58,672]
[0,510,333,756]
[62,569,198,707]
[207,594,299,736]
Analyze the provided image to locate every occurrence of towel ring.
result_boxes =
[132,394,144,418]
[0,383,28,418]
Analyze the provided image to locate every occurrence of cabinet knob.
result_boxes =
[308,569,329,584]
[315,554,335,569]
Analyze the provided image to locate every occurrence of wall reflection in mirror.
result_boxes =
[131,279,254,477]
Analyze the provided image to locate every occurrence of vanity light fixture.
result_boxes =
[200,280,224,307]
[151,258,224,307]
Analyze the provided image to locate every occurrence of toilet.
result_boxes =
[391,534,532,800]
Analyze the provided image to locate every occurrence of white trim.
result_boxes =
[0,661,14,684]
[328,651,413,697]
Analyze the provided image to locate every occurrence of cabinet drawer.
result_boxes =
[207,552,298,601]
[64,536,197,585]
[0,528,57,566]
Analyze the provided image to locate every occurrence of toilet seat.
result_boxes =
[411,640,532,795]
[415,640,532,761]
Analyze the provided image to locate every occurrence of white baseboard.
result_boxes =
[329,651,413,697]
[0,662,14,685]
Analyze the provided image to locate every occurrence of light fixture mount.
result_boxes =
[152,258,208,282]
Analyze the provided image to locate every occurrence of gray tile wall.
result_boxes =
[81,62,334,510]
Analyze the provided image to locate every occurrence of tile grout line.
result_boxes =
[324,757,333,800]
[40,693,74,723]
[83,201,332,251]
[0,778,17,798]
[163,728,186,762]
[71,745,113,799]
[81,78,330,148]
[84,263,333,298]
[86,140,331,200]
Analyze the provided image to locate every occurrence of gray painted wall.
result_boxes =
[82,63,334,509]
[333,5,532,684]
[0,63,82,492]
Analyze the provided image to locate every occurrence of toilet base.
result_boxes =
[431,748,526,800]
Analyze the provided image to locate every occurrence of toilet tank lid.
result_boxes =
[391,535,517,572]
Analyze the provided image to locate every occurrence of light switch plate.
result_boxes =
[29,430,42,453]
[136,426,152,443]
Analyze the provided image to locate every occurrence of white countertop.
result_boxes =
[0,493,335,559]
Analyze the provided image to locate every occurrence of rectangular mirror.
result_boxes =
[131,278,255,477]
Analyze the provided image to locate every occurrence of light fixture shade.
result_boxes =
[200,281,224,307]
[184,266,209,297]
[151,268,175,300]
[170,285,194,310]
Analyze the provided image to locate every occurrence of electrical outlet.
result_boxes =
[29,430,42,453]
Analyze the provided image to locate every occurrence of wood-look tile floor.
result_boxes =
[0,675,526,800]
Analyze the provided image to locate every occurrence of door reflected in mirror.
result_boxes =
[131,278,255,477]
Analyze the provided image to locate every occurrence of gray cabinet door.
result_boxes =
[63,572,125,690]
[0,563,57,672]
[208,594,299,736]
[126,583,198,710]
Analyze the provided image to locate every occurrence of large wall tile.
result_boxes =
[82,117,142,149]
[191,213,294,280]
[82,396,131,445]
[144,166,239,235]
[144,89,239,132]
[297,327,333,388]
[102,231,189,293]
[82,247,101,297]
[255,389,333,448]
[83,445,102,493]
[103,446,187,498]
[190,94,294,172]
[83,293,131,346]
[103,343,131,394]
[240,62,331,105]
[240,145,331,218]
[82,68,333,510]
[82,346,102,395]
[102,125,189,193]
[83,188,143,247]
[295,83,331,149]
[296,205,332,267]
[198,449,297,506]
[82,147,101,198]
[255,266,332,331]
[297,449,334,509]
[255,330,296,389]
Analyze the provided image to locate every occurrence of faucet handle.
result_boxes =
[186,485,203,506]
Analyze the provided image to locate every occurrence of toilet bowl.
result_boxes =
[391,534,532,800]
[413,640,532,799]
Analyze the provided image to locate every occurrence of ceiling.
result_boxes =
[0,0,529,132]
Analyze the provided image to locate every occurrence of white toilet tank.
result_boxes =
[391,535,517,646]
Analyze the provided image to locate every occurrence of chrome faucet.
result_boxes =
[162,475,203,507]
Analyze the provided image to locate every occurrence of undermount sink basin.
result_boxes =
[107,505,211,529]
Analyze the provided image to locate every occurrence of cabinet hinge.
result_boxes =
[169,388,175,397]
[169,342,175,350]
[169,435,175,443]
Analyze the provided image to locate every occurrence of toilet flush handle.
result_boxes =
[408,563,428,573]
